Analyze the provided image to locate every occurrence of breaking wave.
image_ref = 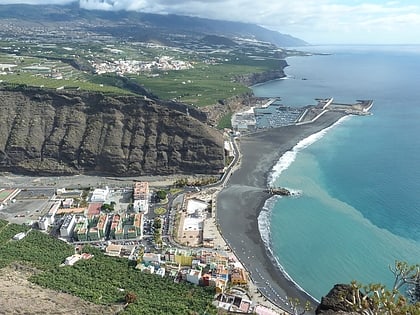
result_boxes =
[268,115,350,186]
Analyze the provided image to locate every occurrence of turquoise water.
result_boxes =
[253,45,420,300]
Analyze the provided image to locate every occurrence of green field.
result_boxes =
[0,40,281,108]
[2,73,133,94]
[130,62,259,107]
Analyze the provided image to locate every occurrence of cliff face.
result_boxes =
[0,87,224,176]
[233,60,288,86]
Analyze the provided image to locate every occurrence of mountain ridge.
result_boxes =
[0,2,307,47]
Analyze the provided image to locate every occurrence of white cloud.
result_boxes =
[1,0,420,44]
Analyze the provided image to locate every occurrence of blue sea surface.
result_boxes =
[252,45,420,300]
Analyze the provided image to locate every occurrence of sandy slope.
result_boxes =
[0,263,123,315]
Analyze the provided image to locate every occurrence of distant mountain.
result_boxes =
[0,3,307,47]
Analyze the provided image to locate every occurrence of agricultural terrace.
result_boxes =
[0,223,216,314]
[0,39,283,107]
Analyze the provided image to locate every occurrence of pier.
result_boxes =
[296,99,374,124]
[231,97,374,133]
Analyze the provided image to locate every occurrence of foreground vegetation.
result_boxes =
[0,223,216,314]
[343,261,420,315]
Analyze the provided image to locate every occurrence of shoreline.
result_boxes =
[216,111,346,313]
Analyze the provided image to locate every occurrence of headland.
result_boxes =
[216,110,349,312]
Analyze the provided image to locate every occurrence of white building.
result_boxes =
[64,254,81,266]
[183,217,203,232]
[133,182,149,213]
[224,141,234,158]
[39,201,61,230]
[90,187,110,202]
[13,232,26,240]
[142,253,161,264]
[186,198,208,215]
[133,199,148,213]
[186,269,202,285]
[39,213,56,230]
[62,198,73,208]
[38,216,50,230]
[156,267,165,277]
[60,214,76,237]
[231,109,256,132]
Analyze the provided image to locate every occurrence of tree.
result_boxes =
[125,291,137,305]
[389,261,420,292]
[289,297,312,315]
[342,261,420,315]
[153,218,162,230]
[101,203,114,213]
[156,190,167,201]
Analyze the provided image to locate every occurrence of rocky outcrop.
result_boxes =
[316,284,364,315]
[201,92,256,127]
[267,187,291,196]
[233,60,288,86]
[0,87,224,176]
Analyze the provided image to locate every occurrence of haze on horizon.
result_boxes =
[2,0,419,45]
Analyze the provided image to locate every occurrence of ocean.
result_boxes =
[252,45,420,301]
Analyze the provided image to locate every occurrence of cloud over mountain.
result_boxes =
[1,0,420,44]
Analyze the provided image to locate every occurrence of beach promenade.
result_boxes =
[216,111,346,313]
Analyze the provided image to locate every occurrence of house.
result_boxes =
[63,253,94,266]
[105,244,122,257]
[174,251,194,266]
[62,198,73,208]
[200,250,229,267]
[38,215,51,230]
[142,253,161,264]
[13,232,26,241]
[230,268,248,285]
[64,255,80,266]
[156,267,165,277]
[186,269,202,285]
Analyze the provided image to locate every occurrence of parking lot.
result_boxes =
[0,187,56,223]
[106,189,132,213]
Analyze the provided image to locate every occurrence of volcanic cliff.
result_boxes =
[0,86,225,176]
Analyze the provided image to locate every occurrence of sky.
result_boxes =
[2,0,420,45]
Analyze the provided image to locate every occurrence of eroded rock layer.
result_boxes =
[0,87,224,176]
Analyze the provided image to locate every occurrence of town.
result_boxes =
[0,176,284,315]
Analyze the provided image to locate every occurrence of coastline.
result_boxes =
[216,111,346,313]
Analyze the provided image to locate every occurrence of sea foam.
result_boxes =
[259,115,351,302]
[268,115,350,186]
[258,195,320,302]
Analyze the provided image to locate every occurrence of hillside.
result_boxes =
[0,3,307,47]
[0,86,224,176]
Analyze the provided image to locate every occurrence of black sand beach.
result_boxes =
[216,111,346,313]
